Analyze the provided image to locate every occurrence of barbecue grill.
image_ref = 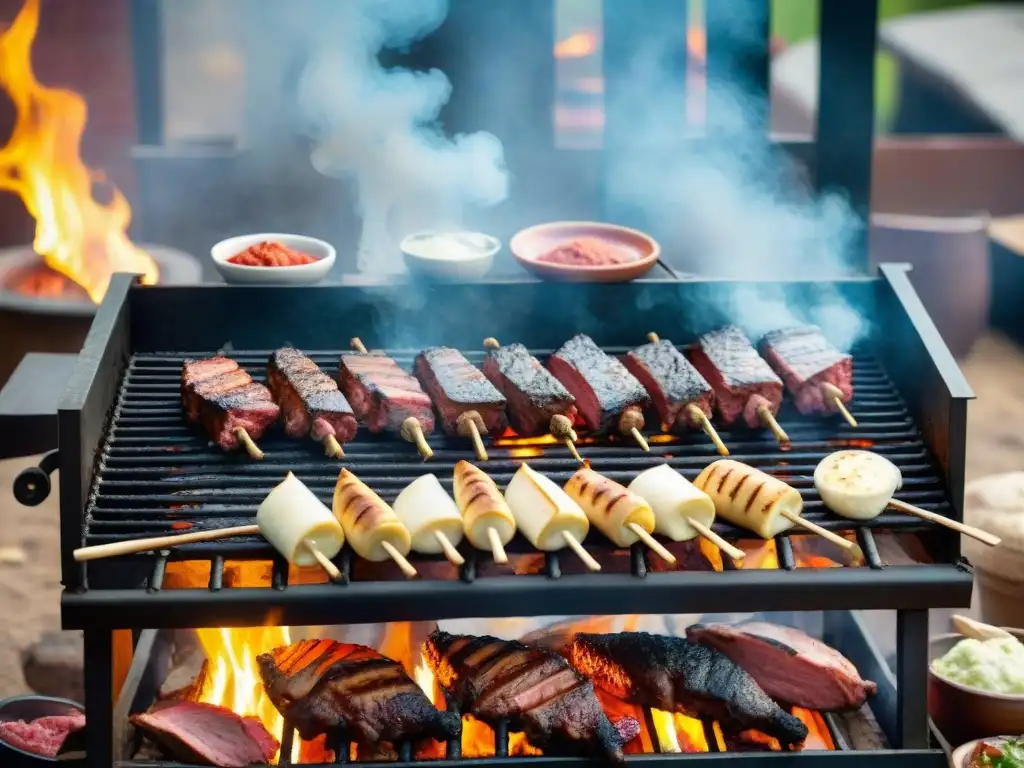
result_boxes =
[54,265,973,767]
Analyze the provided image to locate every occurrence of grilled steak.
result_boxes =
[483,343,577,435]
[686,622,877,711]
[267,347,357,443]
[623,339,714,431]
[130,701,278,767]
[688,326,783,428]
[414,347,507,436]
[548,334,649,433]
[338,351,435,434]
[760,326,853,416]
[257,639,458,745]
[181,357,280,451]
[424,630,630,763]
[568,631,808,747]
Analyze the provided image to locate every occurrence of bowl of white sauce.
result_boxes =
[400,231,501,282]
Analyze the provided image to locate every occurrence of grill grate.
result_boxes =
[83,346,951,590]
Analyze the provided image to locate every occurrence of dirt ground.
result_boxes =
[0,330,1021,699]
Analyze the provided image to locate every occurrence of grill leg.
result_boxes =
[896,609,930,749]
[84,629,114,768]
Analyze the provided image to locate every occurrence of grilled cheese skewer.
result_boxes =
[333,468,417,577]
[453,460,515,563]
[393,474,465,566]
[257,472,344,581]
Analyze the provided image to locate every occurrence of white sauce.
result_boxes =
[403,232,495,261]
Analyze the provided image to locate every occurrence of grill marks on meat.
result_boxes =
[483,343,577,435]
[338,352,435,434]
[424,630,628,763]
[689,326,783,428]
[130,701,278,767]
[568,631,808,747]
[257,639,458,745]
[181,357,279,451]
[548,334,649,433]
[623,339,714,431]
[267,347,357,443]
[760,326,853,416]
[415,347,507,436]
[686,623,877,711]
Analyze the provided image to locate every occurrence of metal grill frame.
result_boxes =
[58,266,969,766]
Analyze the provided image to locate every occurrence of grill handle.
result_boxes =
[13,450,60,507]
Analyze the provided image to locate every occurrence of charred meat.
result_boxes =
[548,334,649,434]
[686,622,877,711]
[483,343,577,435]
[760,326,853,416]
[424,629,631,763]
[688,326,783,428]
[181,357,279,451]
[130,701,278,767]
[257,639,458,745]
[623,339,714,431]
[415,347,507,436]
[338,351,435,434]
[267,347,357,443]
[568,631,808,747]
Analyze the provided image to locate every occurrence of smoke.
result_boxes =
[282,0,509,273]
[604,9,869,351]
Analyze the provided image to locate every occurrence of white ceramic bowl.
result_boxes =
[210,233,336,285]
[400,231,501,281]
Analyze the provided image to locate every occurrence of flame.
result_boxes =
[195,627,299,765]
[555,31,599,59]
[0,0,158,303]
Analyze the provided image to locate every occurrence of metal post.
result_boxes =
[128,0,165,145]
[705,0,770,134]
[896,609,931,748]
[83,629,115,768]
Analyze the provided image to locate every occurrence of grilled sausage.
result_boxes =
[692,459,802,538]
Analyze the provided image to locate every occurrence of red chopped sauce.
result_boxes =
[536,237,626,266]
[227,241,318,267]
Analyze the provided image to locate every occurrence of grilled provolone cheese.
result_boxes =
[332,468,412,561]
[814,450,902,521]
[563,468,654,547]
[628,464,715,541]
[393,474,465,554]
[257,472,345,567]
[505,463,589,551]
[693,459,801,539]
[453,460,516,550]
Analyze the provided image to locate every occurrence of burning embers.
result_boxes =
[142,619,868,766]
[0,0,158,303]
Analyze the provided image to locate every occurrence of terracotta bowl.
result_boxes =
[929,629,1024,747]
[950,736,1020,768]
[509,221,661,282]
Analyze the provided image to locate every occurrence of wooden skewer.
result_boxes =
[433,530,466,566]
[322,434,345,459]
[381,540,418,578]
[401,417,434,460]
[888,499,1001,547]
[821,382,857,428]
[550,414,584,463]
[951,614,1015,641]
[687,405,729,456]
[779,509,854,550]
[487,526,509,564]
[302,538,344,582]
[757,405,790,445]
[627,523,676,564]
[235,427,264,460]
[684,517,746,561]
[630,427,649,452]
[457,411,489,462]
[74,524,261,562]
[350,337,369,354]
[619,409,649,452]
[562,530,601,571]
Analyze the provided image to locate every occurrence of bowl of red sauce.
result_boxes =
[510,221,661,282]
[210,233,336,285]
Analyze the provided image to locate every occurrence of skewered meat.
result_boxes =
[130,701,278,767]
[688,326,783,428]
[686,623,877,711]
[338,351,435,434]
[258,639,459,744]
[267,347,357,443]
[482,343,577,435]
[692,459,802,539]
[623,339,714,431]
[424,630,630,763]
[415,347,507,436]
[760,326,853,415]
[548,334,649,434]
[181,357,279,451]
[568,631,808,747]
